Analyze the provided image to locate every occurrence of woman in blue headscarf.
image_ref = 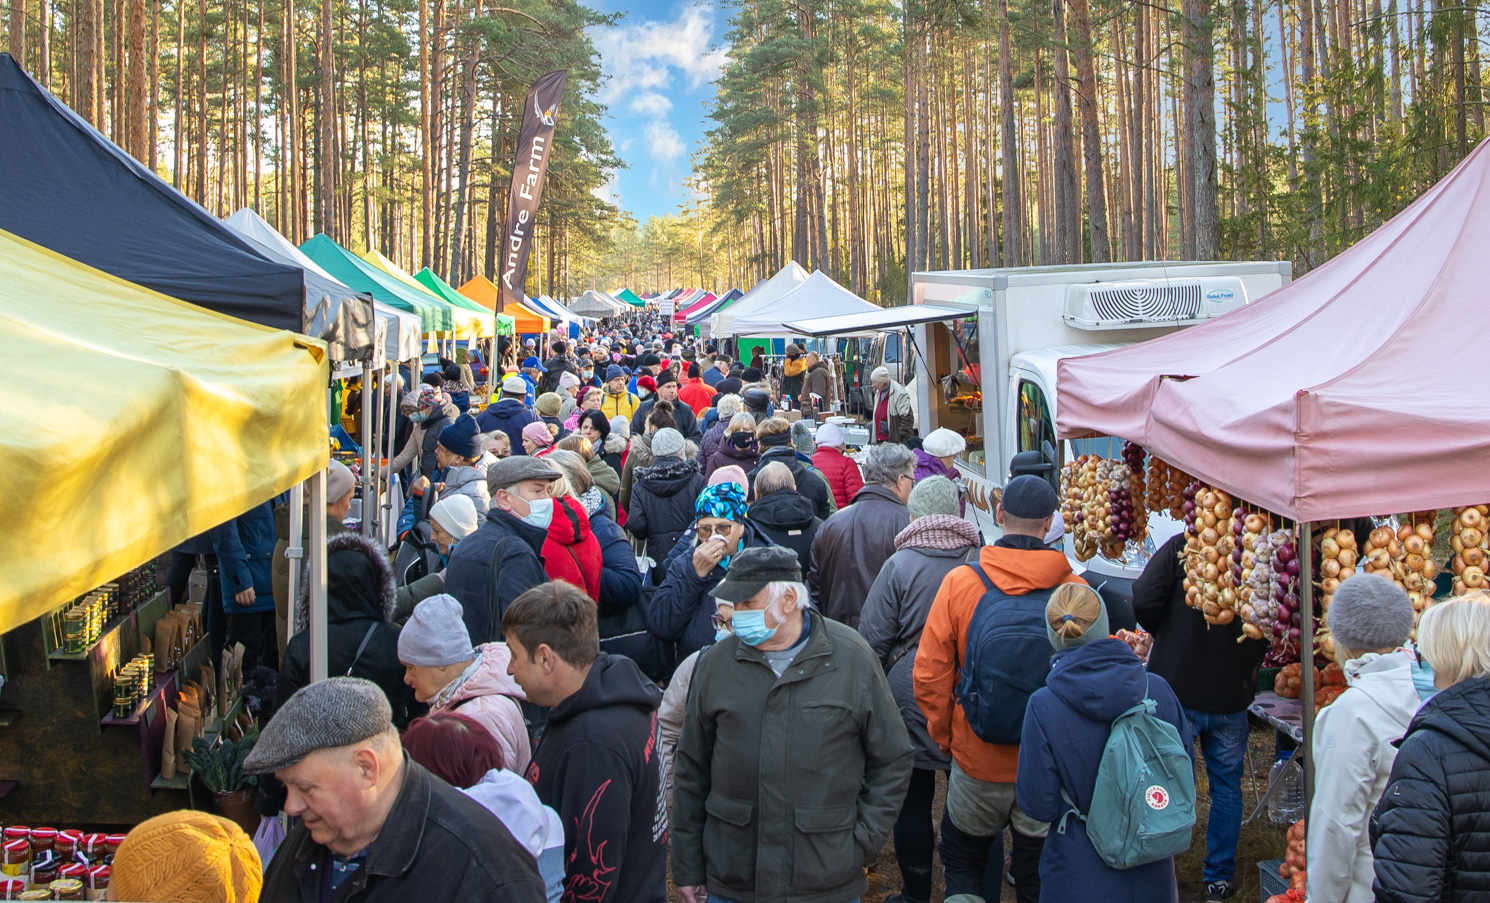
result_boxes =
[646,482,773,661]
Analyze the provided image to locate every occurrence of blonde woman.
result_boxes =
[1016,583,1191,902]
[1370,591,1490,903]
[703,412,759,480]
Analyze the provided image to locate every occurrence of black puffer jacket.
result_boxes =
[1371,676,1490,903]
[748,445,834,521]
[626,456,706,565]
[280,533,417,727]
[747,489,820,574]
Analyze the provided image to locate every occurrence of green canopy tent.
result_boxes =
[301,234,450,334]
[417,267,514,335]
[612,287,646,307]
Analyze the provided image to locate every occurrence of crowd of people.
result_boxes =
[128,311,1490,903]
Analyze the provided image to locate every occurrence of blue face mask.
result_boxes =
[410,410,428,423]
[731,603,779,647]
[714,625,732,643]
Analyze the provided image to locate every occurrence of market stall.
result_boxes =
[611,287,647,307]
[456,275,552,336]
[361,249,493,343]
[710,261,809,337]
[0,226,328,827]
[303,234,450,336]
[1054,137,1490,890]
[569,289,625,318]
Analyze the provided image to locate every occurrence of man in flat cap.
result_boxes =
[671,547,912,903]
[913,475,1086,903]
[444,456,561,643]
[249,677,544,902]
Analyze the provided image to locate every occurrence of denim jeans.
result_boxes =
[1185,707,1249,884]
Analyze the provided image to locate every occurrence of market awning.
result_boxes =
[0,228,329,634]
[415,268,515,336]
[1056,137,1490,522]
[712,262,810,336]
[569,289,624,317]
[784,303,974,336]
[455,275,551,334]
[730,269,880,336]
[0,55,309,336]
[301,235,450,334]
[361,250,493,340]
[612,287,646,307]
[222,208,380,362]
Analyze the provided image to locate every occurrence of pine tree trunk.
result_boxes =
[999,0,1020,266]
[1182,0,1219,258]
[1067,0,1109,261]
[318,0,335,237]
[126,0,146,160]
[10,0,26,70]
[1050,0,1079,263]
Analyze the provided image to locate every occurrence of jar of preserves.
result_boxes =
[1,827,28,847]
[56,864,85,881]
[14,890,50,901]
[0,840,28,877]
[28,853,58,887]
[77,836,106,863]
[0,877,22,900]
[26,830,54,857]
[49,878,84,901]
[54,831,81,861]
[84,865,109,898]
[102,837,125,863]
[61,608,86,653]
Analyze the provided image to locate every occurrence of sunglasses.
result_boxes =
[696,523,737,540]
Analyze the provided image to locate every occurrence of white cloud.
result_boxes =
[645,122,687,161]
[593,171,622,206]
[593,5,729,106]
[629,92,673,116]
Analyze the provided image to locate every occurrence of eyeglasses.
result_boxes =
[696,523,735,540]
[710,614,733,632]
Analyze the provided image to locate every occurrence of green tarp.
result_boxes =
[301,234,450,333]
[417,268,515,336]
[613,287,646,307]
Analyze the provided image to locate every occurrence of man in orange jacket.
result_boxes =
[675,361,717,416]
[913,476,1085,903]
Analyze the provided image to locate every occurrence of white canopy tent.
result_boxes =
[711,260,810,336]
[729,269,881,336]
[224,208,421,363]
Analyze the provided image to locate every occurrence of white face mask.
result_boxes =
[519,496,554,529]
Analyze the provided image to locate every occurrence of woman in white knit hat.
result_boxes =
[395,495,480,618]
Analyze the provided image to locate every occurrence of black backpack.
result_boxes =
[953,563,1058,745]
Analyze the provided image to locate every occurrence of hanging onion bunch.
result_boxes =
[1065,456,1107,563]
[1236,510,1272,641]
[1182,486,1237,625]
[1317,526,1359,613]
[1119,442,1149,543]
[1363,514,1440,614]
[1450,506,1490,596]
[1059,459,1083,534]
[1145,456,1169,514]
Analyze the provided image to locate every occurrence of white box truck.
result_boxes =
[785,260,1291,616]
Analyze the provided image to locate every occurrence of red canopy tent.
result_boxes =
[674,291,718,322]
[1056,139,1490,523]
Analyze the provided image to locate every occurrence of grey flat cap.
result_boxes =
[244,677,391,774]
[712,546,803,604]
[487,455,561,491]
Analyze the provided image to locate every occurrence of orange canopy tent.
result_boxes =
[458,275,549,334]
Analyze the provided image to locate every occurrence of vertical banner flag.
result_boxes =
[498,69,568,314]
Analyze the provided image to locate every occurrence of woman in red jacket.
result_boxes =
[811,422,865,508]
[541,490,603,600]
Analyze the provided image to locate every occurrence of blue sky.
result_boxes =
[589,0,730,224]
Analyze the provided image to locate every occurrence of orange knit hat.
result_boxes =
[111,811,263,903]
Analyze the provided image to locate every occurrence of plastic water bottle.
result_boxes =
[1268,750,1303,824]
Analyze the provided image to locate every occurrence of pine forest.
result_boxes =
[3,0,1486,302]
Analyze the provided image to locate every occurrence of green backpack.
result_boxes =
[1057,697,1196,869]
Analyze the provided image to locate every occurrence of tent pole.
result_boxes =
[382,362,400,545]
[1299,520,1316,808]
[309,468,329,683]
[360,361,375,537]
[287,481,304,636]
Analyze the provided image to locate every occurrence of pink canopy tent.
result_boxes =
[674,291,718,322]
[1057,138,1490,523]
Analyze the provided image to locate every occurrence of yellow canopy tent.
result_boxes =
[361,249,493,340]
[0,228,329,634]
[457,275,550,334]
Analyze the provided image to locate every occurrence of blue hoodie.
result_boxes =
[1016,638,1192,903]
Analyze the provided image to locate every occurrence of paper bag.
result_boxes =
[160,707,178,780]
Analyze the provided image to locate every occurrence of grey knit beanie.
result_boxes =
[398,594,476,667]
[791,420,816,456]
[1327,573,1414,655]
[244,677,392,773]
[909,476,960,519]
[651,427,686,459]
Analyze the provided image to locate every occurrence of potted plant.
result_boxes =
[183,730,260,834]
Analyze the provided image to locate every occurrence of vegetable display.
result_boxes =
[1181,484,1238,625]
[1274,663,1345,707]
[1450,505,1490,596]
[1269,817,1307,901]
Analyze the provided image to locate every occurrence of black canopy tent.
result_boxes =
[0,54,323,341]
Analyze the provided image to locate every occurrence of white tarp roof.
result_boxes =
[711,261,810,336]
[224,208,421,363]
[729,269,880,336]
[568,289,623,317]
[783,303,974,336]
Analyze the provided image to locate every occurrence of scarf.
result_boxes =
[895,514,982,552]
[578,486,607,517]
[430,655,483,711]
